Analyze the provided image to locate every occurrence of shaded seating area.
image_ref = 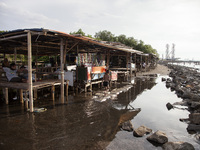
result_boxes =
[0,28,158,112]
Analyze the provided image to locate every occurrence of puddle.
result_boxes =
[0,75,199,150]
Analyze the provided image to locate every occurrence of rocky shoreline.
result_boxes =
[162,64,200,149]
[119,64,200,150]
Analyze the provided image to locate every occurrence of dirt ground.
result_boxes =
[137,64,171,76]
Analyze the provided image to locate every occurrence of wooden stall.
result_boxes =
[0,28,157,111]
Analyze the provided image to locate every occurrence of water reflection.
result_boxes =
[0,77,158,150]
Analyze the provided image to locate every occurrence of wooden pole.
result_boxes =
[5,88,8,104]
[130,53,132,77]
[60,38,65,104]
[27,31,33,112]
[20,89,23,104]
[14,47,17,64]
[51,85,55,101]
[25,91,28,110]
[106,50,110,69]
[140,55,142,71]
[134,53,137,76]
[66,80,69,100]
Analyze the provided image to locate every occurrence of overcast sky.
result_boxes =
[1,0,200,60]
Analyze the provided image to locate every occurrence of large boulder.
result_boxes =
[189,113,200,125]
[121,121,133,132]
[163,141,195,150]
[166,102,174,110]
[133,125,152,137]
[147,130,168,144]
[187,124,200,132]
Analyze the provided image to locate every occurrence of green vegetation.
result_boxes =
[71,29,158,56]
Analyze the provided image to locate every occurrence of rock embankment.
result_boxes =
[163,64,200,136]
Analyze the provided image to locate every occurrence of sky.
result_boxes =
[1,0,200,60]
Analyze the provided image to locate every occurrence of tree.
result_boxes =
[94,30,115,42]
[70,29,86,36]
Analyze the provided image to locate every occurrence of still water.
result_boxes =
[0,76,199,150]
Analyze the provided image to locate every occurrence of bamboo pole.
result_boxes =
[20,89,23,104]
[51,85,55,101]
[106,50,110,69]
[5,88,8,104]
[140,55,142,71]
[14,47,17,64]
[25,91,28,110]
[66,80,69,100]
[130,53,132,77]
[27,31,33,112]
[60,38,64,103]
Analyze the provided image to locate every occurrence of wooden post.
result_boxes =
[106,50,110,69]
[140,55,142,71]
[66,80,69,100]
[60,38,65,104]
[34,89,37,100]
[5,88,8,104]
[51,85,55,101]
[20,89,23,104]
[130,53,132,77]
[25,91,28,110]
[126,52,129,72]
[27,31,33,112]
[134,53,137,76]
[90,83,92,92]
[126,53,129,81]
[35,52,38,82]
[14,47,17,64]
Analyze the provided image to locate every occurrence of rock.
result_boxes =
[166,102,174,110]
[173,101,188,106]
[179,118,190,123]
[182,90,192,99]
[195,134,200,141]
[190,102,200,109]
[163,141,195,150]
[162,77,166,82]
[121,121,133,132]
[189,113,200,124]
[133,125,152,137]
[147,130,168,144]
[187,124,200,132]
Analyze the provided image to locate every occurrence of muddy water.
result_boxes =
[0,76,199,150]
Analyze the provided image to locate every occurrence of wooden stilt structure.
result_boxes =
[27,31,33,112]
[60,38,65,104]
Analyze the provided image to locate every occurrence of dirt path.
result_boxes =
[137,64,170,76]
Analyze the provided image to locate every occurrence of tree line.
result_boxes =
[70,29,158,56]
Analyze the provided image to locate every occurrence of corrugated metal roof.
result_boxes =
[0,28,144,55]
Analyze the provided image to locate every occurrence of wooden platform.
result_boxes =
[0,79,63,90]
[0,79,67,105]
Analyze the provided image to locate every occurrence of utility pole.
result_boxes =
[171,43,175,61]
[166,44,169,60]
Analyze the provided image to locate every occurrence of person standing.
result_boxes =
[103,70,110,90]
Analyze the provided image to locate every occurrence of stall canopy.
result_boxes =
[0,28,143,56]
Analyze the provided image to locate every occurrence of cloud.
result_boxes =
[0,2,60,30]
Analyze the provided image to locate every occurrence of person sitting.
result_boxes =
[2,58,10,67]
[103,70,110,90]
[3,63,27,82]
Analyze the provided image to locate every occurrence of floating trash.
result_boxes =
[27,108,47,113]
